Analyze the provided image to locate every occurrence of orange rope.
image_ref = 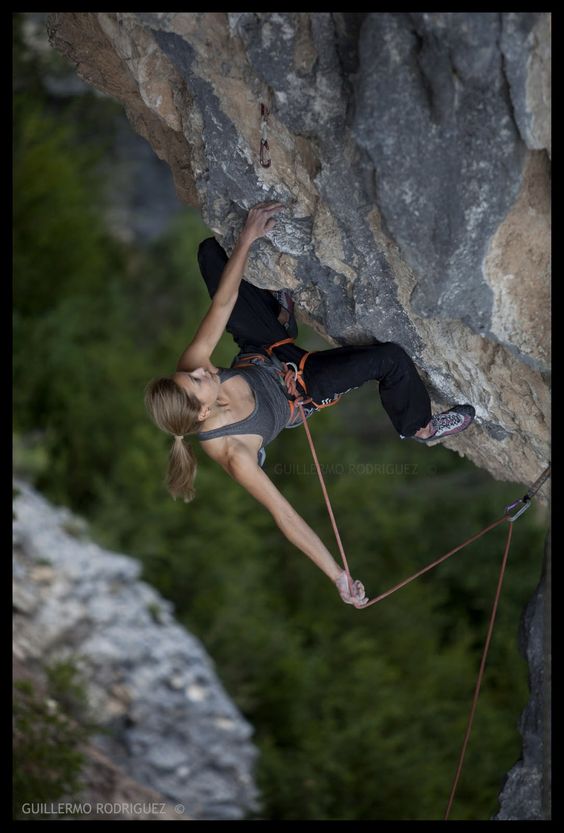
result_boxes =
[363,514,509,608]
[444,521,514,820]
[294,390,354,584]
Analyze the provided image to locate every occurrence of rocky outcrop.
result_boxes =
[14,650,186,820]
[494,526,551,820]
[46,11,550,495]
[13,480,259,821]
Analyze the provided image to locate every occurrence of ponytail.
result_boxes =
[167,434,198,503]
[144,377,203,503]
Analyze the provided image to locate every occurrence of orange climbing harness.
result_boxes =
[232,336,343,427]
[234,338,550,819]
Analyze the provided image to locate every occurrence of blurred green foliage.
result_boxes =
[13,14,548,821]
[13,660,97,819]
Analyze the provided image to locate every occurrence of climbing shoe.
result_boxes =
[412,403,476,443]
[273,289,298,338]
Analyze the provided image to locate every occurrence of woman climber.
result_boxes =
[144,202,475,608]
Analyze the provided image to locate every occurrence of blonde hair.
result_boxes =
[144,376,204,503]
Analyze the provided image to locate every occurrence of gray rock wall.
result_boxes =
[494,526,551,820]
[13,480,259,821]
[46,11,550,492]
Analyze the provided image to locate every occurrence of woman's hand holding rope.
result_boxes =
[335,571,368,608]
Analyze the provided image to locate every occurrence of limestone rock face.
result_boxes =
[46,11,550,494]
[13,481,259,821]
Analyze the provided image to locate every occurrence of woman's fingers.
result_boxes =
[353,580,367,606]
[241,202,286,242]
[336,571,368,606]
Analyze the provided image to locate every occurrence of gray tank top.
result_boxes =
[196,365,292,456]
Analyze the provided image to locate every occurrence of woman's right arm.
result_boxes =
[176,202,284,372]
[221,441,368,605]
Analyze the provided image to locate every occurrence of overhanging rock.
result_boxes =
[46,11,550,495]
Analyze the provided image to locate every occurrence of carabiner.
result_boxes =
[504,464,550,523]
[260,138,271,168]
[505,496,532,523]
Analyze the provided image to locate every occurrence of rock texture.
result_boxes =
[13,480,259,821]
[46,11,550,495]
[494,526,551,820]
[14,651,186,820]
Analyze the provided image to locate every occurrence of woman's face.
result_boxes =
[173,368,220,419]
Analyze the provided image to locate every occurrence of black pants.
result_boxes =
[197,237,432,437]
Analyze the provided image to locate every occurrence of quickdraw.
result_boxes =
[259,103,271,168]
[505,463,551,523]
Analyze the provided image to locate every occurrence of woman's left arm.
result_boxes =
[222,441,369,607]
[177,202,284,371]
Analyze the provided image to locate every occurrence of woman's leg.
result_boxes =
[302,342,432,438]
[197,237,295,354]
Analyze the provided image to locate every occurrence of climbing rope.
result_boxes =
[444,519,513,820]
[283,360,550,819]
